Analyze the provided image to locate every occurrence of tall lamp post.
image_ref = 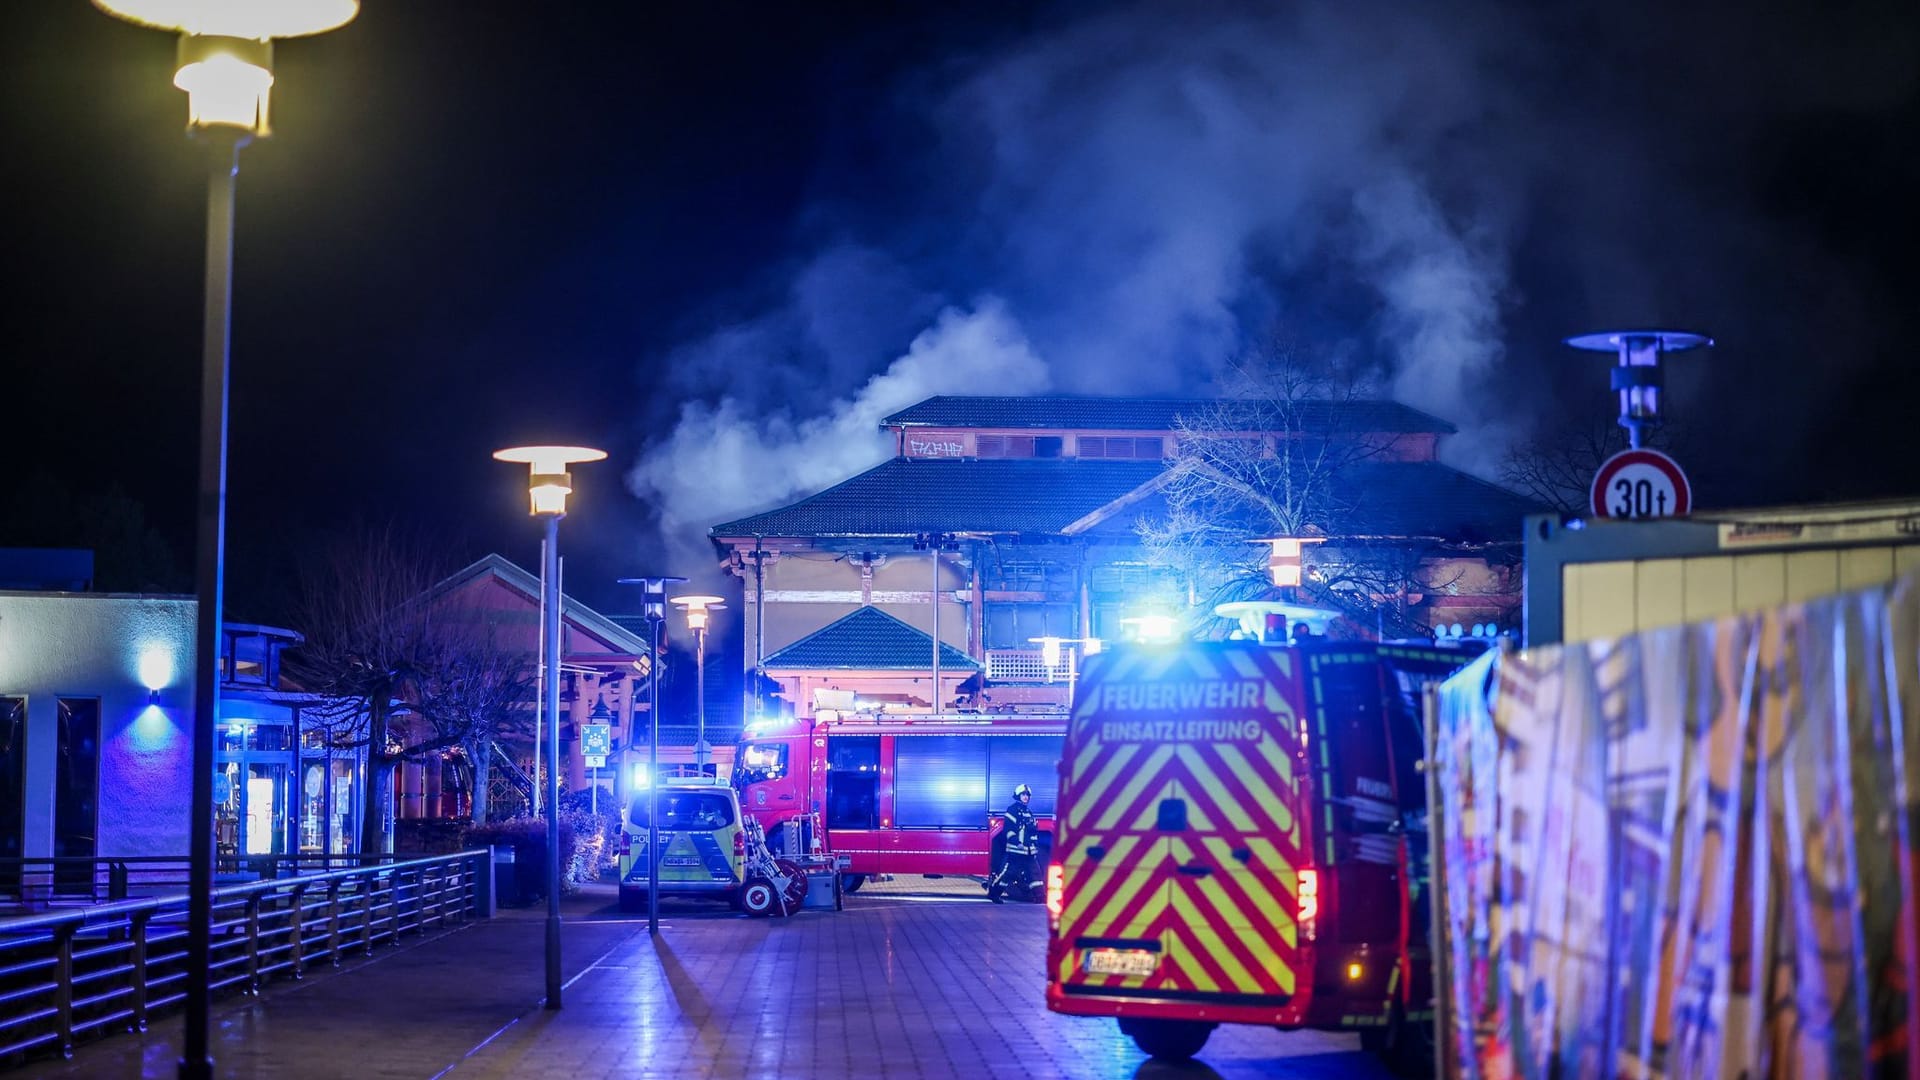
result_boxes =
[670,595,724,773]
[617,576,684,936]
[88,5,358,1078]
[495,445,606,1010]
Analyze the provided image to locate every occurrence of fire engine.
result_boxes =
[733,711,1066,890]
[1044,637,1477,1071]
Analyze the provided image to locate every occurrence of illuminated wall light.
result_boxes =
[1346,962,1364,981]
[138,646,176,695]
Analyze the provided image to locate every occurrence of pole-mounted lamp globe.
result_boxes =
[493,446,608,517]
[93,1,359,135]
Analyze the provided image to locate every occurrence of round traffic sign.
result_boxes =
[1590,448,1691,519]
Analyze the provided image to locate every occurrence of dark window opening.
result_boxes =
[0,698,22,896]
[825,735,880,830]
[55,698,99,894]
[628,790,736,830]
[986,603,1078,649]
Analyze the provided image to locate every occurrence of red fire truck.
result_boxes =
[1044,639,1476,1072]
[733,711,1067,890]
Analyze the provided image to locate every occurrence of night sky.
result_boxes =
[3,2,1917,629]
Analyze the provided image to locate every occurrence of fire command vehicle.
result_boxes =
[1045,638,1475,1071]
[733,712,1065,891]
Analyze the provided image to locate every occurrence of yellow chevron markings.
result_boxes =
[1070,740,1138,818]
[1061,834,1149,928]
[1167,892,1254,992]
[1093,745,1175,832]
[1176,780,1219,832]
[1178,746,1257,831]
[1217,743,1294,835]
[1223,650,1262,679]
[1163,928,1219,994]
[1193,835,1291,935]
[1252,724,1295,786]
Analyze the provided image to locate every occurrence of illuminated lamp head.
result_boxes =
[669,595,726,634]
[493,445,607,517]
[93,1,360,137]
[1250,536,1326,589]
[1564,329,1712,450]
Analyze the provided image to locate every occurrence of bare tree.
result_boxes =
[1500,412,1701,516]
[440,629,535,824]
[1138,343,1437,637]
[286,528,535,852]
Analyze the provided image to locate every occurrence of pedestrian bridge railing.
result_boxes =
[0,848,493,1065]
[0,854,434,912]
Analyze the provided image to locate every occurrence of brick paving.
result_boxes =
[29,877,1389,1079]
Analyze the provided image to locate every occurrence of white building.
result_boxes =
[0,587,359,883]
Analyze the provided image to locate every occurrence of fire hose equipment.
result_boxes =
[739,819,807,917]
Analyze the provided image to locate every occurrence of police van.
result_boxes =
[618,779,747,911]
[1044,639,1474,1071]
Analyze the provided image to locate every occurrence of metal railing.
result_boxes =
[984,647,1079,684]
[0,849,492,1064]
[0,854,445,911]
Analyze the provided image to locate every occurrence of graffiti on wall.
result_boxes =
[906,438,964,458]
[1434,576,1920,1079]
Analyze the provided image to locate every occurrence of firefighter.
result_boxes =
[986,783,1038,903]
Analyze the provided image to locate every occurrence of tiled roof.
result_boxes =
[763,606,980,671]
[880,396,1455,435]
[1098,461,1543,543]
[712,458,1165,538]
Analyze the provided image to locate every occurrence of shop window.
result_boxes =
[55,698,99,893]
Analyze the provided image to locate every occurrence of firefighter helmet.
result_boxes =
[1014,783,1033,799]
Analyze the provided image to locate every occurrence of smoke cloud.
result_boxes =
[629,299,1048,575]
[630,0,1917,554]
[632,2,1530,552]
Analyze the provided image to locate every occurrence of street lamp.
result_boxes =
[88,4,358,1077]
[495,444,606,1012]
[617,575,684,936]
[670,595,725,773]
[1564,329,1713,450]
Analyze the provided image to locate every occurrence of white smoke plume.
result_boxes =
[629,299,1049,576]
[632,2,1532,560]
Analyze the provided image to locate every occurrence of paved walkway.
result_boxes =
[32,878,1387,1080]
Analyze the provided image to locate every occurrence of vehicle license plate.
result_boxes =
[1082,948,1157,977]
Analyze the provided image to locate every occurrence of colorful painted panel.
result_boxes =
[1434,576,1920,1079]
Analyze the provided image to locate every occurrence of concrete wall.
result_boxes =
[0,593,197,858]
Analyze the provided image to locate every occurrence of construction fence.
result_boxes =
[1431,575,1920,1078]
